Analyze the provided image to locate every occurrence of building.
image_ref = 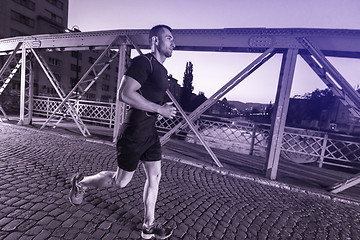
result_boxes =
[0,0,120,105]
[287,94,360,135]
[0,0,68,38]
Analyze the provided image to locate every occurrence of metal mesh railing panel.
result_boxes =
[32,96,360,169]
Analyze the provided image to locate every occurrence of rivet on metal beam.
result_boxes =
[31,40,41,48]
[248,36,273,47]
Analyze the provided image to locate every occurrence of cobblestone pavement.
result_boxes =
[1,122,360,240]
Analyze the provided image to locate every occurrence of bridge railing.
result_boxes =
[33,96,360,170]
[33,96,116,127]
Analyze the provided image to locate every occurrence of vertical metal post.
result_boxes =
[18,44,27,125]
[46,97,50,118]
[249,123,257,155]
[24,60,34,125]
[109,103,114,128]
[113,44,127,142]
[318,133,328,168]
[265,48,298,180]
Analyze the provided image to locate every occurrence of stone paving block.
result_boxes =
[19,234,36,240]
[91,229,106,239]
[24,225,43,236]
[3,232,23,240]
[17,219,37,232]
[50,227,67,238]
[46,219,62,230]
[33,229,52,240]
[47,237,62,240]
[102,232,118,240]
[63,228,83,240]
[62,217,78,228]
[2,219,24,231]
[98,220,113,231]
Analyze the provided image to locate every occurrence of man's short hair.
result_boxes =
[149,25,172,43]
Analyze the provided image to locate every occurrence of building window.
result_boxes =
[103,74,110,81]
[11,10,35,27]
[101,95,110,101]
[86,93,95,100]
[13,0,35,11]
[71,64,81,72]
[70,77,78,88]
[48,57,62,66]
[45,10,63,25]
[89,57,96,64]
[46,0,64,9]
[71,51,82,59]
[101,84,109,91]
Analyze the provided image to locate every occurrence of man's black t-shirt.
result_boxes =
[120,53,168,137]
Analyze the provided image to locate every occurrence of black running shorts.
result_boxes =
[116,132,162,172]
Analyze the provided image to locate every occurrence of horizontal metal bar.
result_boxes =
[1,28,360,58]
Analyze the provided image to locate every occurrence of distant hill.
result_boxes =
[228,101,269,111]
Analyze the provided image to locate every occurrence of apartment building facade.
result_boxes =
[0,0,121,103]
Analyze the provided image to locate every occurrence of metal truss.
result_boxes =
[160,48,276,146]
[159,48,275,168]
[297,37,360,193]
[0,42,24,120]
[29,46,90,136]
[39,36,125,136]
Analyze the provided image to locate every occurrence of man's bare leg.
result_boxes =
[69,167,135,205]
[141,161,173,239]
[142,161,162,226]
[80,167,134,189]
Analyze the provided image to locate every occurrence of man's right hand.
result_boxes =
[158,102,177,119]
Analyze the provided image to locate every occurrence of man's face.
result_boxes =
[157,28,175,58]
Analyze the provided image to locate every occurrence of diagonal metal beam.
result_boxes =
[166,90,223,167]
[0,105,9,121]
[0,42,23,76]
[300,53,360,118]
[0,42,24,96]
[298,37,360,118]
[328,173,360,193]
[160,48,276,145]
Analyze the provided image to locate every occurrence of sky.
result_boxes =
[68,0,360,104]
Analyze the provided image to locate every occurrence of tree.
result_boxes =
[191,91,207,111]
[306,88,335,120]
[286,88,337,128]
[180,62,194,111]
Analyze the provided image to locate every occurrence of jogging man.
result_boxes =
[69,24,177,239]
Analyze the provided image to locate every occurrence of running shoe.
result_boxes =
[141,221,173,239]
[69,173,85,206]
